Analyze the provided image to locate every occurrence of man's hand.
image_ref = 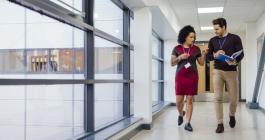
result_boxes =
[225,60,237,66]
[214,50,225,58]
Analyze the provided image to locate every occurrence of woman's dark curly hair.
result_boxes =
[177,25,196,44]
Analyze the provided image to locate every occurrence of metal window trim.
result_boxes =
[53,0,85,16]
[130,44,134,51]
[111,0,134,18]
[122,8,131,117]
[152,30,164,102]
[0,79,134,85]
[9,0,93,31]
[94,116,128,132]
[160,40,165,101]
[152,55,164,62]
[152,30,163,42]
[83,0,94,132]
[9,0,133,48]
[7,0,134,135]
[111,0,128,10]
[95,29,131,47]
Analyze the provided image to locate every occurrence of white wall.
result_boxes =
[238,32,247,100]
[245,23,259,103]
[122,0,183,104]
[126,0,183,110]
[244,10,265,109]
[256,12,265,108]
[131,7,153,124]
[156,0,181,35]
[137,0,182,33]
[164,40,178,103]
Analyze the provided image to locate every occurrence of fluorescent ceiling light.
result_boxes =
[201,26,213,30]
[198,7,224,13]
[112,51,121,54]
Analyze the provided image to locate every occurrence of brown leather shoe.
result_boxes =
[216,123,224,133]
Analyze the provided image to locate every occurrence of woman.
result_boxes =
[171,25,207,132]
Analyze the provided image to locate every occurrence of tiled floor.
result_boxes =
[131,102,265,140]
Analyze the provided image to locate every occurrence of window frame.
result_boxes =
[151,30,164,107]
[6,0,133,137]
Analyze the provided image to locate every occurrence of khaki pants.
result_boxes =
[213,69,238,124]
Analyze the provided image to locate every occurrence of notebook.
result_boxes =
[216,50,243,62]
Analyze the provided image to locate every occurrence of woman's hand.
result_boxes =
[171,53,189,67]
[202,49,208,56]
[178,53,190,60]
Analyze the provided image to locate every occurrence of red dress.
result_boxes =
[172,45,202,96]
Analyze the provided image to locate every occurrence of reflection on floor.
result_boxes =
[131,102,265,140]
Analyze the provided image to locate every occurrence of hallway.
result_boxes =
[131,102,265,140]
[1,0,265,139]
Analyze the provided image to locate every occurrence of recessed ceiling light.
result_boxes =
[115,29,120,33]
[201,26,213,30]
[94,13,99,19]
[198,7,224,13]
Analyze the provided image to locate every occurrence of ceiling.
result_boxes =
[168,0,265,33]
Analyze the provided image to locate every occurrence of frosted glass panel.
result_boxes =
[94,83,123,129]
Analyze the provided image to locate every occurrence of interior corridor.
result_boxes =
[131,102,265,140]
[1,0,265,139]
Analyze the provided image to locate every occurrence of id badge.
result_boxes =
[184,62,191,69]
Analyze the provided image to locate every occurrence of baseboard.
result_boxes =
[141,123,153,130]
[246,102,259,109]
[239,99,246,102]
[259,106,265,114]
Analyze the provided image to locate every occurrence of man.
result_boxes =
[207,18,244,133]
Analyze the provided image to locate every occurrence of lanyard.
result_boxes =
[218,36,227,50]
[182,45,191,54]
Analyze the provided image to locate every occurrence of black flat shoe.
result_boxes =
[184,123,193,132]
[229,116,236,128]
[216,123,224,133]
[178,111,186,126]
